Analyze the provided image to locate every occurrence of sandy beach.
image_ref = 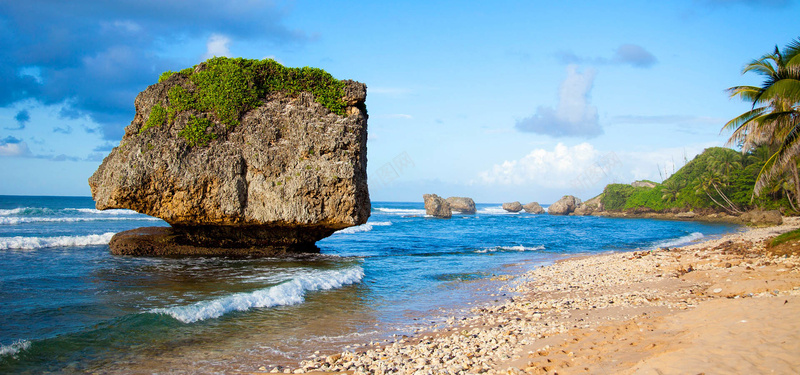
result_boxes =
[269,218,800,374]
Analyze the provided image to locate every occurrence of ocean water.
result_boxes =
[0,196,739,373]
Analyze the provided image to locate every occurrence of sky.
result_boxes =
[0,0,798,204]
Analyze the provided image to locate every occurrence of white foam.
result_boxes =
[477,206,519,215]
[152,267,365,323]
[334,221,392,234]
[66,208,140,215]
[652,232,704,249]
[0,207,55,216]
[374,208,426,216]
[476,245,545,253]
[0,217,161,225]
[0,232,116,250]
[0,339,31,357]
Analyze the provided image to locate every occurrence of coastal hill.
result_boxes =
[89,57,370,256]
[575,147,793,223]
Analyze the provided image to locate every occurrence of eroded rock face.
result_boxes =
[548,195,581,215]
[502,202,523,213]
[446,197,476,214]
[423,194,452,218]
[89,68,370,255]
[523,202,545,214]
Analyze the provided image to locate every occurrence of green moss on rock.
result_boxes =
[150,57,348,146]
[141,104,166,134]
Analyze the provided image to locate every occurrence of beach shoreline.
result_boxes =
[275,218,800,374]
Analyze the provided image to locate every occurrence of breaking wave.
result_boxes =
[651,232,704,249]
[151,267,365,323]
[475,245,545,253]
[0,339,31,357]
[335,221,392,234]
[0,233,116,250]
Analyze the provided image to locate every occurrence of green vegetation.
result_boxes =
[149,57,348,146]
[723,38,800,206]
[178,116,217,147]
[601,147,793,213]
[769,228,800,247]
[140,104,166,134]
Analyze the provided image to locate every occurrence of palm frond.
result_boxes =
[754,122,800,195]
[759,79,800,104]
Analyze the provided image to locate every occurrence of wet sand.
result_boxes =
[272,218,800,374]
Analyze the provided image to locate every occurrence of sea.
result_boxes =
[0,195,739,374]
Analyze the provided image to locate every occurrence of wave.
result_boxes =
[65,208,140,216]
[0,217,161,225]
[151,267,365,323]
[476,206,519,215]
[0,232,116,250]
[0,207,56,216]
[0,339,31,357]
[374,208,426,216]
[475,245,545,253]
[651,232,704,249]
[334,221,392,234]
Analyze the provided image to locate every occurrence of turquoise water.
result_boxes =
[0,196,738,373]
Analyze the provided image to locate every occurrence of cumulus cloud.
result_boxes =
[479,142,716,191]
[515,65,601,138]
[557,43,657,68]
[0,136,32,157]
[0,1,308,140]
[203,34,232,60]
[479,143,600,188]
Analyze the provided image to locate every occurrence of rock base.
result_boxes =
[109,226,330,257]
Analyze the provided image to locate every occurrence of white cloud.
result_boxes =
[479,142,600,187]
[479,142,718,190]
[515,65,601,138]
[0,136,32,157]
[203,34,231,59]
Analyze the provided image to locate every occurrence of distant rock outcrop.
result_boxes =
[573,196,603,216]
[424,194,452,218]
[502,201,523,213]
[631,180,657,188]
[89,57,370,256]
[523,202,545,214]
[446,197,476,214]
[548,195,581,215]
[740,210,783,226]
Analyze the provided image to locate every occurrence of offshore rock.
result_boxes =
[573,196,603,216]
[446,197,476,214]
[548,195,581,215]
[502,201,523,213]
[424,194,452,218]
[523,202,545,214]
[89,64,369,256]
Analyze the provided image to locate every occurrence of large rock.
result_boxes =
[548,195,581,215]
[573,196,603,216]
[631,180,657,188]
[89,58,370,255]
[446,197,476,214]
[740,210,783,226]
[502,201,523,212]
[523,202,545,214]
[423,194,452,218]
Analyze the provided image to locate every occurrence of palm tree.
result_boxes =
[661,179,684,203]
[722,38,800,205]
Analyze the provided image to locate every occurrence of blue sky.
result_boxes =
[0,0,798,203]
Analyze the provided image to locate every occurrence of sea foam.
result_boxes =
[0,232,116,250]
[374,208,426,216]
[152,267,365,323]
[652,232,704,249]
[0,339,31,357]
[0,217,161,225]
[476,245,545,253]
[335,221,392,234]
